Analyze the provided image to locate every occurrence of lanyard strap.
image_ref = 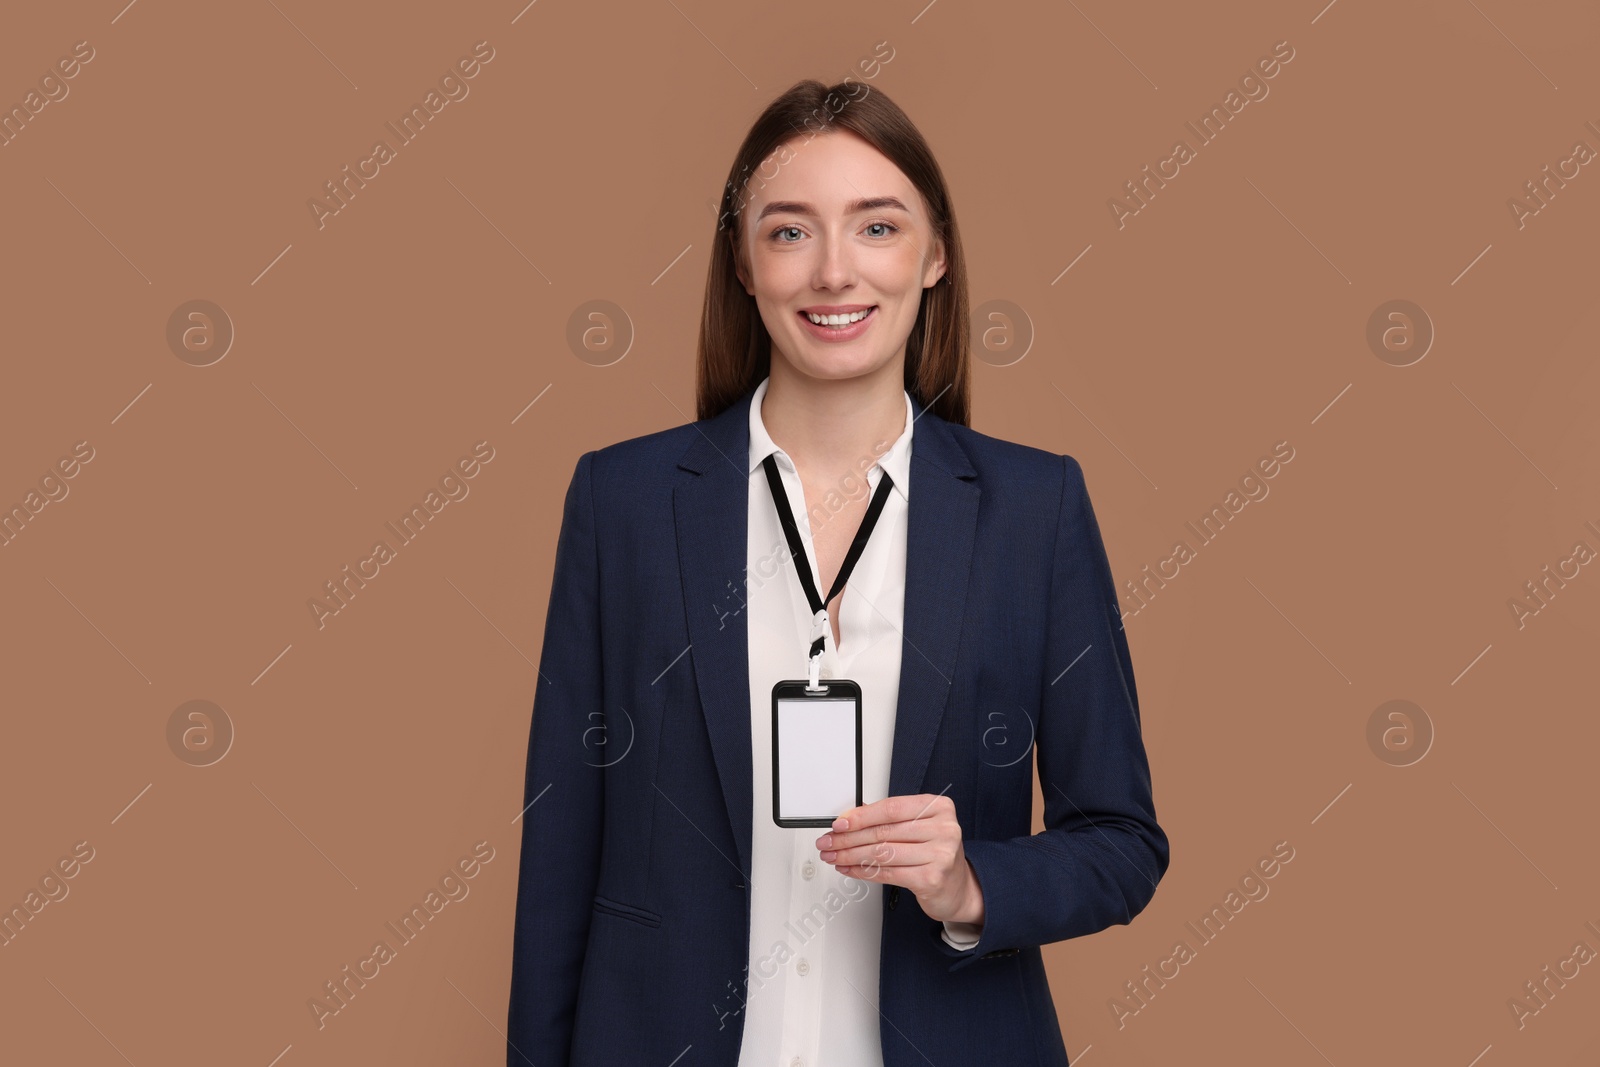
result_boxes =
[761,452,896,662]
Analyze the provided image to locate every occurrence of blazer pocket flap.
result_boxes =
[592,892,663,928]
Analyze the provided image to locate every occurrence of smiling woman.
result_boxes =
[697,87,969,429]
[507,78,1168,1067]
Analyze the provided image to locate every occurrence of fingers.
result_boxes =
[825,836,963,872]
[822,794,955,851]
[833,792,953,833]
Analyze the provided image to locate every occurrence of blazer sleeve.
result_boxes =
[506,450,606,1064]
[934,453,1169,972]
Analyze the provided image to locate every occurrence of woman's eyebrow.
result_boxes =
[755,196,911,221]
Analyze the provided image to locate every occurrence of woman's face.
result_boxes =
[734,129,946,386]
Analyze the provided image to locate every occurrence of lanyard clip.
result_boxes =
[806,651,823,692]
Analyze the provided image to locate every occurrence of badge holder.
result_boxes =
[771,657,863,828]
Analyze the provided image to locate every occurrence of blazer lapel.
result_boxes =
[888,395,980,800]
[675,394,757,878]
[673,385,980,881]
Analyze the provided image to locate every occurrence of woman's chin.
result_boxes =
[779,345,898,382]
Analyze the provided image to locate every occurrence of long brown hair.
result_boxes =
[695,78,970,426]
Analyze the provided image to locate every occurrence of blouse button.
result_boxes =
[796,957,810,976]
[801,860,816,880]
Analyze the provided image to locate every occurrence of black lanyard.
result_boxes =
[761,452,896,661]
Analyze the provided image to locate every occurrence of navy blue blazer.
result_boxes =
[506,382,1168,1067]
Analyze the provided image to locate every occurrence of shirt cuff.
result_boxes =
[940,920,983,951]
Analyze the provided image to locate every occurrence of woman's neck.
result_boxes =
[760,358,907,486]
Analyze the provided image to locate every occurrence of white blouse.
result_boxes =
[736,375,981,1067]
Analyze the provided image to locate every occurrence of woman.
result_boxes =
[507,79,1168,1067]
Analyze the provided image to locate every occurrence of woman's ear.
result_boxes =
[924,236,948,289]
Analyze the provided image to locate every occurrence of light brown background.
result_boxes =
[2,0,1597,1063]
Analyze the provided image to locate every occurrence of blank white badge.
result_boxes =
[775,696,858,821]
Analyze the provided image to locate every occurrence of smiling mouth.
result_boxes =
[799,306,877,330]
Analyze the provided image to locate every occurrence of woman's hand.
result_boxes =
[814,793,986,927]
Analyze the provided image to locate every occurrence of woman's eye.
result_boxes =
[768,221,900,242]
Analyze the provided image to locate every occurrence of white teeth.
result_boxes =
[806,308,872,326]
